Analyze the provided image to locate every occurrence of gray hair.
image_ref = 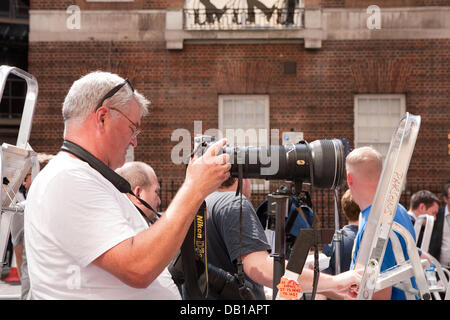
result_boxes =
[116,161,156,190]
[62,71,150,124]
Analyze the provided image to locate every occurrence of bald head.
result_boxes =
[116,161,161,214]
[116,161,155,189]
[346,146,383,181]
[345,146,383,210]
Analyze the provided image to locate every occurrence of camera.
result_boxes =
[194,135,347,189]
[189,135,348,300]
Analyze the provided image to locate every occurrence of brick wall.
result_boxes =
[28,39,450,194]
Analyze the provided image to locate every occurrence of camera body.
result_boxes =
[194,135,347,189]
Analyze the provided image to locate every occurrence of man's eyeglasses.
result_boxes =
[110,107,142,138]
[95,79,141,138]
[96,78,134,111]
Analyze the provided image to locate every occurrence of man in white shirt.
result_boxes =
[430,183,450,269]
[24,71,231,299]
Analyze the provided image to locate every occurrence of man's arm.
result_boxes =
[241,251,362,299]
[297,267,362,299]
[242,251,274,288]
[93,139,231,288]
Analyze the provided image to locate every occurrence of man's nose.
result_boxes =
[157,196,161,207]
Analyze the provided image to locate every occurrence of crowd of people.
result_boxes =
[3,71,449,300]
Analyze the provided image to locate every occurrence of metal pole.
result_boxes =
[333,188,341,274]
[269,193,289,299]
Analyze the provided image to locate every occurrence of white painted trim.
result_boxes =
[29,7,450,43]
[29,10,166,42]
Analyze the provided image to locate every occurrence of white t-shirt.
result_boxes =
[24,152,181,300]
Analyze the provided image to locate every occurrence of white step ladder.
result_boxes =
[0,66,39,299]
[413,214,449,300]
[414,214,434,253]
[354,112,432,300]
[354,112,449,300]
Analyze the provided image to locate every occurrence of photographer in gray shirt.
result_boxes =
[187,176,361,300]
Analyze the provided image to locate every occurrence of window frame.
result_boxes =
[218,94,270,193]
[354,93,406,157]
[218,94,270,145]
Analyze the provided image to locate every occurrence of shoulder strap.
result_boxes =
[235,163,256,300]
[60,140,159,220]
[179,201,209,299]
[61,140,131,193]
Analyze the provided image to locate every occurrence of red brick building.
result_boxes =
[12,0,450,217]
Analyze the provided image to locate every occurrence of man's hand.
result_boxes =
[184,138,231,198]
[329,268,363,299]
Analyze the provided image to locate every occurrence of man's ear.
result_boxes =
[418,203,426,214]
[95,106,108,129]
[347,172,353,186]
[133,186,141,198]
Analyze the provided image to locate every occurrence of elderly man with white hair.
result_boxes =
[347,146,416,300]
[24,71,230,299]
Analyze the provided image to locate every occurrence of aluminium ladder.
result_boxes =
[354,113,432,300]
[0,66,39,296]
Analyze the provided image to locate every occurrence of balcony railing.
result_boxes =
[184,8,304,31]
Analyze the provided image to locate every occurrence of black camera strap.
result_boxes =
[235,163,256,300]
[175,142,253,299]
[179,201,209,299]
[173,145,210,299]
[60,140,160,223]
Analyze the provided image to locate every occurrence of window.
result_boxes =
[219,95,270,192]
[0,0,29,19]
[354,94,406,159]
[0,75,26,119]
[0,75,26,145]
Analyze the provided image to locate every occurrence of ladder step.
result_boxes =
[376,263,415,291]
[376,259,428,291]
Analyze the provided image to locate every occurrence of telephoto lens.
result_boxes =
[224,139,346,189]
[193,136,347,189]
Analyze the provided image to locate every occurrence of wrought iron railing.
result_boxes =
[159,178,441,230]
[184,8,304,30]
